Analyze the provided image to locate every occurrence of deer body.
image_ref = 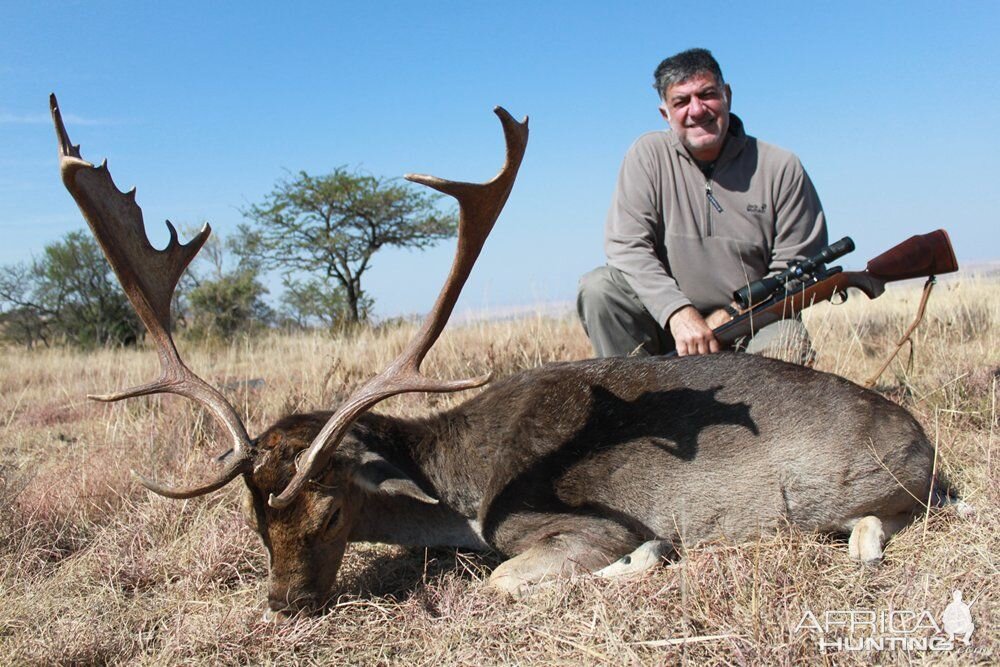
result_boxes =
[249,353,933,606]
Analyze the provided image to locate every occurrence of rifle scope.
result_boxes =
[733,236,855,309]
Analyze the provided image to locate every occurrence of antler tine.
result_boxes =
[269,106,529,509]
[50,94,254,497]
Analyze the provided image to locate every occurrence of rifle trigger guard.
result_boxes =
[831,288,848,305]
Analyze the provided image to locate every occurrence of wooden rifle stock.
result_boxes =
[712,229,958,349]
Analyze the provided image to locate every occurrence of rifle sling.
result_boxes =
[863,276,938,387]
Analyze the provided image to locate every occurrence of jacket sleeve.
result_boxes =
[604,139,692,326]
[770,156,828,273]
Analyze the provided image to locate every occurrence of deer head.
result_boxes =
[51,95,528,615]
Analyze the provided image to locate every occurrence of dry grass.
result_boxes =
[0,277,996,665]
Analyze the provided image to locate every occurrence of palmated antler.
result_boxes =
[268,107,529,509]
[50,94,254,498]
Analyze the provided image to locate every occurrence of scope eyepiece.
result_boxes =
[811,237,854,267]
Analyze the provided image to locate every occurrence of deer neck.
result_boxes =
[347,411,491,549]
[350,491,489,549]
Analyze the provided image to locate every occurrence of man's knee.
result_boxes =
[744,318,815,365]
[577,266,662,357]
[577,266,620,314]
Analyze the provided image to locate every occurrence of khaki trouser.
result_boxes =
[577,265,814,364]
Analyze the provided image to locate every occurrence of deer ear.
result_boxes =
[351,452,439,505]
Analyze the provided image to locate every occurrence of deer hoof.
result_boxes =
[596,540,669,578]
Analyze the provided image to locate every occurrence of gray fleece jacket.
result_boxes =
[604,115,828,326]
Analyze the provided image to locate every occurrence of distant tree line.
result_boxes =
[0,167,456,348]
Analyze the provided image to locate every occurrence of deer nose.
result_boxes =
[268,590,319,616]
[267,593,290,613]
[262,606,290,624]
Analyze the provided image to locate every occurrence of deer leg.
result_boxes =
[488,517,643,598]
[846,514,913,564]
[489,545,580,598]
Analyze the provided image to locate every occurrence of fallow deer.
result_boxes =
[52,95,940,617]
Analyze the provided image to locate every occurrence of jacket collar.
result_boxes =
[667,113,748,167]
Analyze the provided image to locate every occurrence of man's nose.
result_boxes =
[688,97,706,117]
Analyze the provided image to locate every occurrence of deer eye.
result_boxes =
[323,506,342,534]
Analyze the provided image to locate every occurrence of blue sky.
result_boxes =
[2,1,998,318]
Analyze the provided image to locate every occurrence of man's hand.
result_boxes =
[704,306,734,329]
[667,306,721,356]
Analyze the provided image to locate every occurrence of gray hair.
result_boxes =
[653,48,725,101]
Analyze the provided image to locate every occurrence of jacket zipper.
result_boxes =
[705,181,723,235]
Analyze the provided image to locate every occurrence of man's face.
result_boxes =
[659,72,732,162]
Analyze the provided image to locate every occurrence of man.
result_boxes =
[578,48,827,360]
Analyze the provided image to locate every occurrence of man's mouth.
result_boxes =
[686,117,717,131]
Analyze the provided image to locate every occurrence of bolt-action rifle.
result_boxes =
[710,229,959,350]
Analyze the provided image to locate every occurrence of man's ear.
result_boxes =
[351,451,439,504]
[658,103,670,123]
[724,84,733,110]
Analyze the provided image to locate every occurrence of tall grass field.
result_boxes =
[1,275,996,665]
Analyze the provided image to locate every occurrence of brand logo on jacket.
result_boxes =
[746,203,767,214]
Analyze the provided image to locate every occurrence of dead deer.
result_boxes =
[52,95,939,617]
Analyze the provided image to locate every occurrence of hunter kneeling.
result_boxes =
[578,48,827,362]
